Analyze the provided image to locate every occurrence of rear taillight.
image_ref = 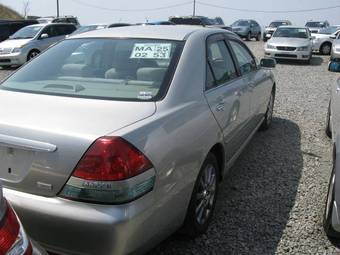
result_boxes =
[0,199,32,255]
[60,136,155,204]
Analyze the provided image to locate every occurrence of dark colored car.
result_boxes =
[142,21,175,25]
[169,16,214,26]
[108,23,131,28]
[169,16,232,31]
[0,20,38,42]
[37,16,80,27]
[231,19,262,41]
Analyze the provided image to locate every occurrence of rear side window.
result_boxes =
[229,40,257,75]
[1,38,183,101]
[56,25,76,35]
[206,40,237,89]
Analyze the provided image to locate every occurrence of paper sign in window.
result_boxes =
[130,43,172,59]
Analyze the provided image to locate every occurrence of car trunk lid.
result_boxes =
[0,90,156,196]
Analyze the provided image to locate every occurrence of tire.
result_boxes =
[246,32,251,41]
[27,50,40,62]
[260,89,275,130]
[181,153,219,238]
[320,42,332,55]
[326,101,332,138]
[256,33,261,41]
[324,157,339,237]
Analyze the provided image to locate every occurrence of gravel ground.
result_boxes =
[0,42,338,254]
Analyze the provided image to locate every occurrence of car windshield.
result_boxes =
[269,22,289,28]
[305,22,324,28]
[232,20,249,26]
[10,26,42,39]
[319,26,340,35]
[273,28,308,38]
[1,38,183,101]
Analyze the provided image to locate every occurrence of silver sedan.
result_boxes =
[265,26,313,64]
[331,33,340,60]
[0,25,276,255]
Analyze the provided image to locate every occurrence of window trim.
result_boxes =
[227,38,259,76]
[205,33,240,91]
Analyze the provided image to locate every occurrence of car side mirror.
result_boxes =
[40,33,49,39]
[329,61,340,72]
[260,58,276,68]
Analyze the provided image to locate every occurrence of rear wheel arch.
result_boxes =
[272,83,276,94]
[320,42,332,54]
[209,143,225,181]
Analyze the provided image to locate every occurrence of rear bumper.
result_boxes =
[4,187,160,255]
[264,49,311,60]
[0,52,26,66]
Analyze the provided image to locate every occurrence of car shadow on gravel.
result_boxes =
[276,57,323,66]
[148,117,302,255]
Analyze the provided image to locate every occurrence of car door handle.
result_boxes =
[216,102,225,112]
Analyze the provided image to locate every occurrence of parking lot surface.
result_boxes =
[0,41,338,255]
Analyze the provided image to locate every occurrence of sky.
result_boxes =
[2,0,340,27]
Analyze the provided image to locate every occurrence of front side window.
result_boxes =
[206,40,237,89]
[1,38,183,101]
[229,40,256,75]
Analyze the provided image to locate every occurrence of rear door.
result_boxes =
[204,34,252,161]
[229,39,272,128]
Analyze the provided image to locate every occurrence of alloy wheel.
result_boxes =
[195,164,217,225]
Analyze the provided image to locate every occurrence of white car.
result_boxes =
[265,26,313,64]
[312,26,340,55]
[0,23,76,68]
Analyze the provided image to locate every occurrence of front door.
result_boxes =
[204,34,252,162]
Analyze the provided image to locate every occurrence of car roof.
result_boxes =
[271,20,291,23]
[277,26,307,29]
[27,23,75,28]
[70,25,223,41]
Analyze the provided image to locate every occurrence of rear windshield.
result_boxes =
[269,21,290,28]
[273,28,308,39]
[305,22,325,28]
[1,38,183,101]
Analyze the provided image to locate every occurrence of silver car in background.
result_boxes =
[263,20,292,42]
[324,61,340,239]
[305,20,330,34]
[331,33,340,60]
[265,26,313,63]
[312,26,340,55]
[0,23,76,68]
[0,26,276,255]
